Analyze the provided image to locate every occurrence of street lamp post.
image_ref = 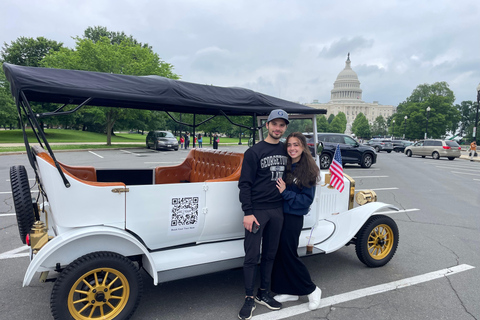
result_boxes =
[475,83,480,142]
[403,116,407,139]
[392,119,395,139]
[425,106,431,139]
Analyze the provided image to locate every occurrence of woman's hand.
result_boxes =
[276,177,286,193]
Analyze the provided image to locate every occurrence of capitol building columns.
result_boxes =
[306,53,395,135]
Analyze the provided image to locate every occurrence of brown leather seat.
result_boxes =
[32,145,122,187]
[155,148,244,184]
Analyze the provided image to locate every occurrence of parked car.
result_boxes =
[146,130,179,150]
[365,139,394,153]
[307,133,377,169]
[4,63,398,320]
[404,139,461,160]
[392,140,413,153]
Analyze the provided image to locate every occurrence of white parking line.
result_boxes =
[252,264,475,320]
[89,151,104,158]
[350,176,389,179]
[451,171,480,177]
[357,187,399,191]
[0,213,16,217]
[435,166,478,172]
[120,150,144,157]
[0,246,30,260]
[144,162,182,164]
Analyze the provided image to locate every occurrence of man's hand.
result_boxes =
[243,215,259,232]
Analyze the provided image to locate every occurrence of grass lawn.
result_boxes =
[0,129,250,152]
[0,129,146,143]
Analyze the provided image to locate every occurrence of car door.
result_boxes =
[341,135,361,162]
[412,140,424,155]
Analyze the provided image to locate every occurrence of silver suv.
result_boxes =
[404,139,461,160]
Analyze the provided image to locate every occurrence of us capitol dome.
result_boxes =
[306,53,395,134]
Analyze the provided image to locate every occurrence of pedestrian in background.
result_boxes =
[185,132,190,149]
[180,136,184,149]
[469,141,477,161]
[213,133,219,149]
[198,134,203,148]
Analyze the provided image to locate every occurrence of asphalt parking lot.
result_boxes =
[1,146,479,320]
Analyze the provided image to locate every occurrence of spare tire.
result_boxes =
[10,165,35,244]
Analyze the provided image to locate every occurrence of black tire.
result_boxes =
[146,142,150,149]
[448,157,455,161]
[355,215,399,268]
[421,156,425,158]
[174,147,179,151]
[432,151,440,160]
[406,150,412,157]
[361,154,373,168]
[374,146,380,152]
[319,153,332,169]
[154,142,158,150]
[51,251,142,320]
[387,150,392,153]
[10,165,35,244]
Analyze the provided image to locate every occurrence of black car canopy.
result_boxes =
[3,63,325,116]
[3,63,325,187]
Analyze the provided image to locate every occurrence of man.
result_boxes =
[469,141,477,161]
[238,109,289,320]
[184,132,190,149]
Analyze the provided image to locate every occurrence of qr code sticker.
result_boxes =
[170,197,199,229]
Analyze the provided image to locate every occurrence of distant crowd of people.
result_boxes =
[179,132,219,149]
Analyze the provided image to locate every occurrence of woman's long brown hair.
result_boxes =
[284,132,320,189]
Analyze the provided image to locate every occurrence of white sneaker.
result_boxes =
[274,294,299,303]
[307,287,322,310]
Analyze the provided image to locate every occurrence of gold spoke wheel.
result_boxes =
[68,268,130,319]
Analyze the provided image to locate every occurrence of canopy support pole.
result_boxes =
[20,91,71,188]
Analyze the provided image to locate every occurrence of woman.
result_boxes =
[198,134,203,148]
[271,132,322,310]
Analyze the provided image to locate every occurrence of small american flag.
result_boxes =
[329,144,344,192]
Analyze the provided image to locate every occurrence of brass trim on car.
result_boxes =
[355,190,377,206]
[343,173,356,209]
[29,221,49,253]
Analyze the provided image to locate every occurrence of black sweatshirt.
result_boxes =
[238,140,288,216]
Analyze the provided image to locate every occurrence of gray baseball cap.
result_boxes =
[267,109,289,124]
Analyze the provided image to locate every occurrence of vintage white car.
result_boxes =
[4,63,399,320]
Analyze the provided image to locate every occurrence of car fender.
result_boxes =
[315,202,398,254]
[23,226,157,286]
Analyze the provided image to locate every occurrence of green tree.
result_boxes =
[328,115,344,133]
[351,113,371,139]
[327,114,335,124]
[84,26,152,50]
[41,28,179,145]
[0,63,17,129]
[336,112,347,130]
[316,115,329,132]
[371,116,387,137]
[395,82,460,140]
[328,112,347,133]
[1,36,63,67]
[1,37,65,129]
[455,100,477,141]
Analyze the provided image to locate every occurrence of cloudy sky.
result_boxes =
[2,0,480,107]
